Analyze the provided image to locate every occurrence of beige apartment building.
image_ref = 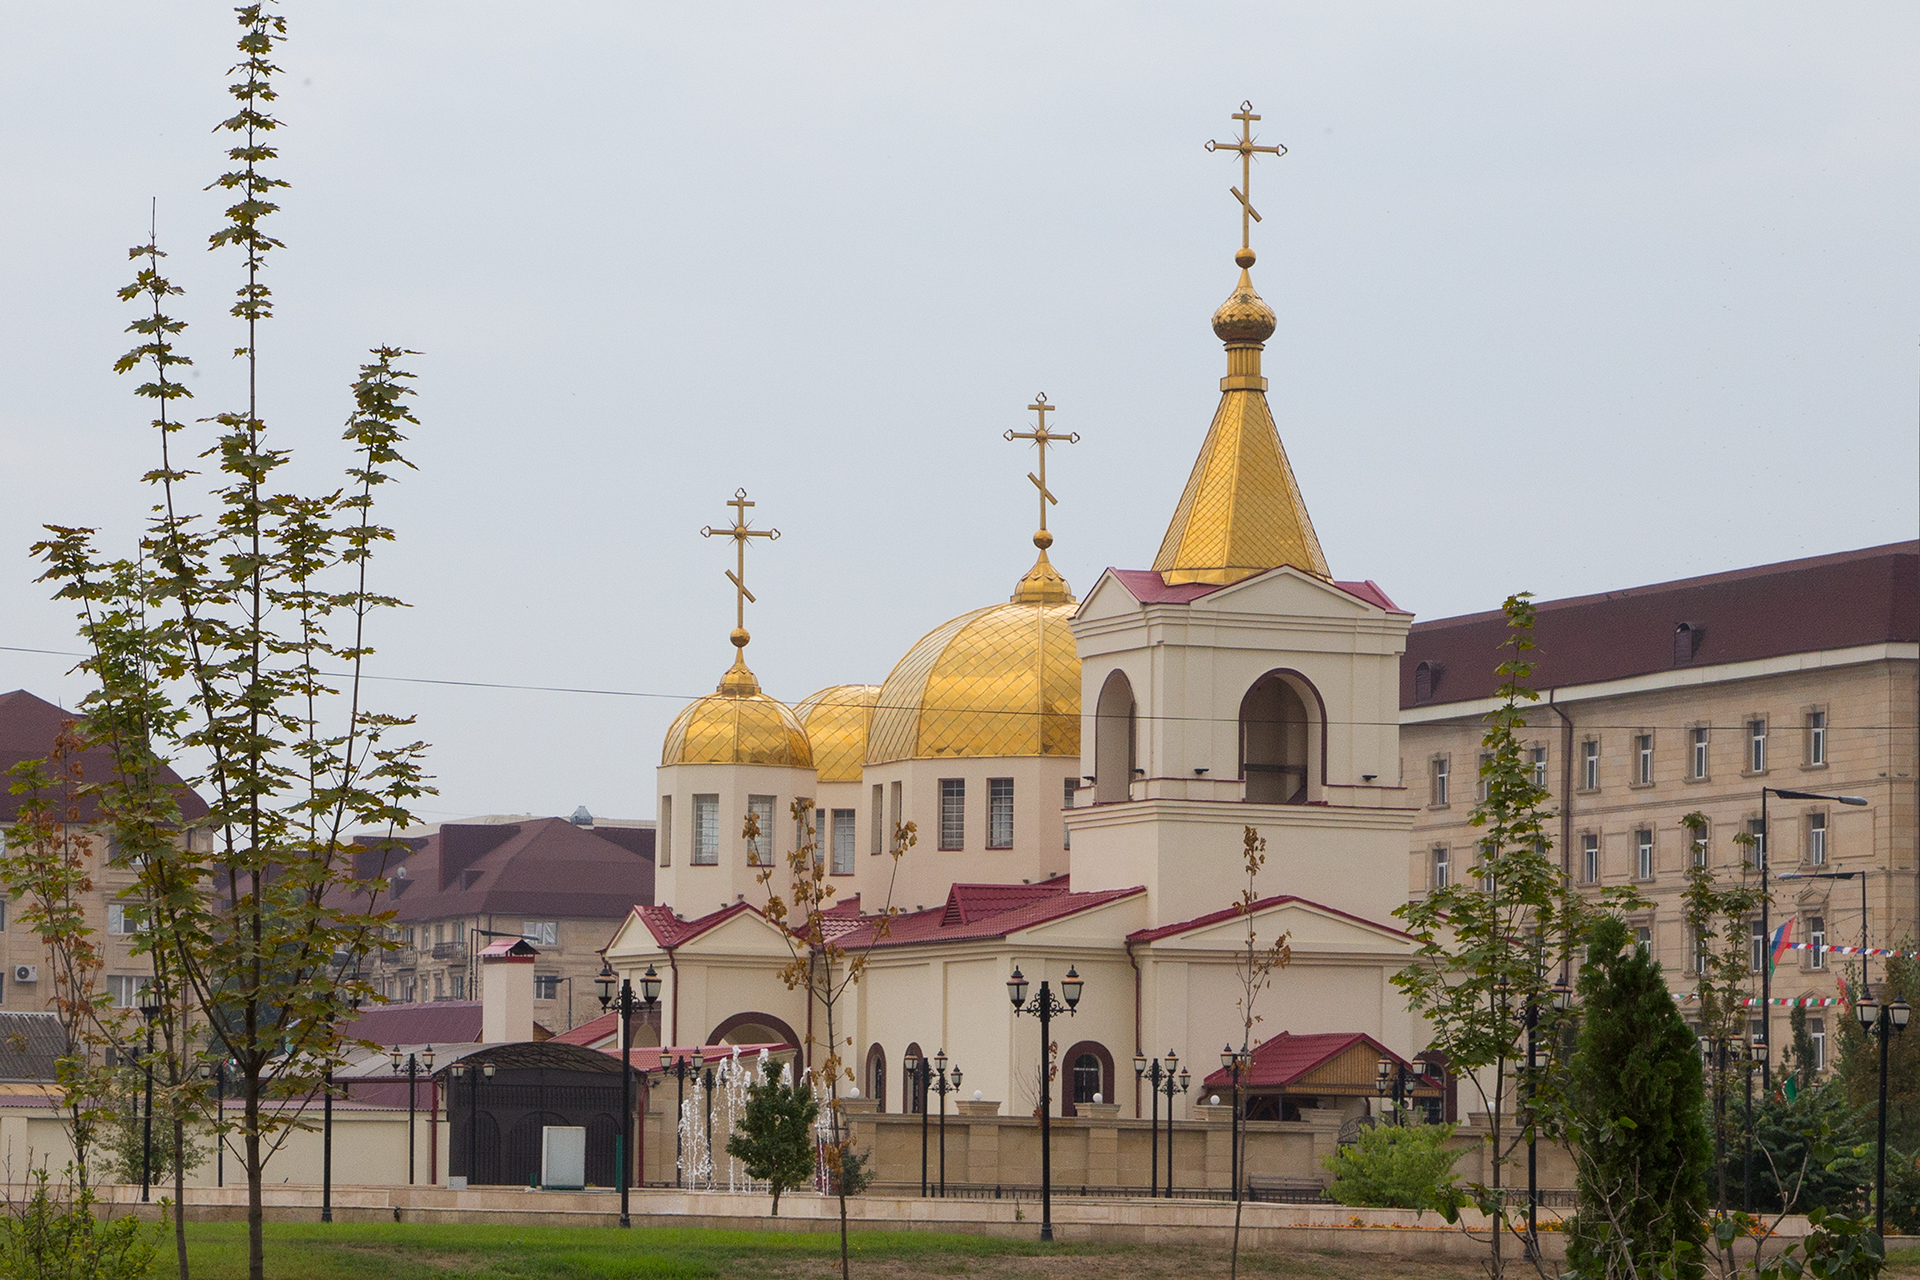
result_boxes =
[1401,543,1919,1076]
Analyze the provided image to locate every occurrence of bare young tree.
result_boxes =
[1227,824,1290,1280]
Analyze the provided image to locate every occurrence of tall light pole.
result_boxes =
[927,1051,961,1197]
[138,990,161,1203]
[1134,1053,1163,1197]
[1756,788,1868,1091]
[1156,1052,1189,1196]
[449,1059,496,1186]
[660,1049,704,1187]
[904,1050,929,1197]
[597,960,661,1227]
[198,1058,230,1188]
[1855,991,1911,1240]
[1220,1045,1250,1202]
[389,1045,435,1185]
[1008,963,1081,1241]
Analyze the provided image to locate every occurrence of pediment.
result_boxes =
[1007,891,1148,944]
[1195,566,1383,622]
[1142,897,1415,956]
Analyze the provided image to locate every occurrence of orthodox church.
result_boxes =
[605,106,1428,1122]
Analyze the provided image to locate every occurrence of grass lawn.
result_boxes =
[154,1223,1920,1280]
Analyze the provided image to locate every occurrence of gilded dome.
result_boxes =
[1211,265,1276,345]
[795,685,881,783]
[662,670,813,769]
[865,600,1080,765]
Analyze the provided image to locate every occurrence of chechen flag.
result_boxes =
[1769,917,1796,976]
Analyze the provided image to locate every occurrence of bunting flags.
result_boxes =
[1679,994,1844,1007]
[1787,942,1919,960]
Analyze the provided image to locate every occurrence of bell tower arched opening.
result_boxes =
[1239,671,1319,804]
[1094,670,1136,803]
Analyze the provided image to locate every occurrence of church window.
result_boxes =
[1072,1054,1101,1104]
[658,796,671,868]
[871,785,883,855]
[1062,777,1076,849]
[988,779,1014,849]
[938,780,965,850]
[693,794,719,865]
[747,795,776,866]
[831,809,856,874]
[1094,670,1137,804]
[1240,671,1314,804]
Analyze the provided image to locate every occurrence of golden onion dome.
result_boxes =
[661,659,813,768]
[864,594,1080,766]
[795,685,881,783]
[1211,251,1276,345]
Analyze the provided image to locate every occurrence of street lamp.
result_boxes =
[659,1048,703,1188]
[903,1050,927,1196]
[1155,1049,1189,1196]
[597,959,661,1226]
[197,1058,231,1188]
[321,993,362,1224]
[137,989,162,1203]
[1134,1053,1162,1198]
[1526,981,1572,1258]
[1756,789,1868,1092]
[1009,963,1080,1241]
[1856,991,1911,1239]
[1220,1045,1251,1202]
[927,1051,961,1197]
[389,1045,435,1185]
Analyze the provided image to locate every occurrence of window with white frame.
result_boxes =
[1807,709,1827,766]
[106,974,150,1010]
[450,972,465,1000]
[1748,817,1767,871]
[522,920,558,946]
[1691,727,1710,780]
[1529,746,1548,790]
[1635,734,1654,786]
[1431,757,1449,806]
[1635,828,1654,880]
[1432,846,1449,889]
[1476,753,1492,802]
[1479,840,1497,894]
[1635,925,1652,954]
[1581,833,1599,884]
[1809,1018,1826,1071]
[1582,740,1600,791]
[1808,812,1827,866]
[693,794,719,865]
[987,778,1014,850]
[1063,777,1076,849]
[1691,821,1710,867]
[831,809,856,874]
[1748,719,1768,773]
[107,903,145,935]
[1749,920,1766,973]
[939,779,965,850]
[1690,926,1709,975]
[534,974,560,1000]
[745,794,776,865]
[1808,915,1826,970]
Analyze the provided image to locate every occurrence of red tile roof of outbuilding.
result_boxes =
[1199,1031,1434,1092]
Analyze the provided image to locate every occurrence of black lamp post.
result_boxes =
[389,1045,435,1185]
[197,1058,231,1189]
[904,1050,928,1196]
[660,1048,703,1188]
[1134,1051,1182,1197]
[449,1058,496,1187]
[1220,1045,1251,1202]
[1855,990,1911,1240]
[1009,963,1081,1241]
[926,1051,961,1197]
[137,990,161,1203]
[1755,788,1868,1092]
[597,960,662,1227]
[1158,1053,1188,1196]
[1742,1033,1761,1213]
[320,994,362,1224]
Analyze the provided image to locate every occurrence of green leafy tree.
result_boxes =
[1322,1120,1466,1213]
[726,1054,820,1216]
[1562,916,1712,1280]
[0,1168,157,1280]
[1835,953,1920,1158]
[96,1065,208,1187]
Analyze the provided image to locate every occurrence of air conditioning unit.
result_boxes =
[13,965,38,983]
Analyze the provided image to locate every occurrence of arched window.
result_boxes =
[1239,670,1319,804]
[1060,1040,1114,1117]
[865,1044,887,1113]
[903,1041,926,1114]
[1095,670,1137,804]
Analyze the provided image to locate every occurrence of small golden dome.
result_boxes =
[1211,267,1276,345]
[795,685,881,783]
[865,600,1080,765]
[662,672,813,768]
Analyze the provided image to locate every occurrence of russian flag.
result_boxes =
[1769,917,1795,975]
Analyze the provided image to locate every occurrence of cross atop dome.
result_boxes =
[701,488,781,694]
[1206,100,1288,262]
[1005,393,1079,605]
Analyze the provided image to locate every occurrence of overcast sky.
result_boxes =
[2,3,1915,824]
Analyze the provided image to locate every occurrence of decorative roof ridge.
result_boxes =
[1126,893,1416,945]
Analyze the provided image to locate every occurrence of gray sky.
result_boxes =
[3,3,1916,824]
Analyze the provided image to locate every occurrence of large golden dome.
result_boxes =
[662,659,813,768]
[795,685,880,783]
[865,598,1080,765]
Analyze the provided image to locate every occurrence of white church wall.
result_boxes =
[655,760,817,915]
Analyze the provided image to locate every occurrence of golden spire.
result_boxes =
[1152,101,1330,586]
[1004,393,1079,604]
[701,488,780,694]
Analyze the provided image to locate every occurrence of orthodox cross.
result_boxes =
[1205,101,1288,251]
[1003,393,1079,545]
[701,488,780,637]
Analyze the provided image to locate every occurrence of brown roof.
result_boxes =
[338,817,654,922]
[1126,893,1412,945]
[0,689,210,826]
[345,1000,484,1046]
[1200,1031,1437,1093]
[1402,542,1919,709]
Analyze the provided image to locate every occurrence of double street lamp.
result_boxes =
[658,1048,706,1188]
[596,960,662,1226]
[1219,1045,1251,1201]
[389,1045,435,1185]
[136,991,161,1204]
[1373,1055,1432,1125]
[1009,963,1081,1242]
[196,1058,232,1189]
[1134,1050,1189,1198]
[1855,991,1911,1240]
[904,1050,962,1197]
[448,1058,497,1188]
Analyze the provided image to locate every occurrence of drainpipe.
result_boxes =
[1126,939,1143,1118]
[1550,691,1575,982]
[666,947,681,1047]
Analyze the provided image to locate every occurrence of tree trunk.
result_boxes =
[173,1113,189,1280]
[246,1091,264,1280]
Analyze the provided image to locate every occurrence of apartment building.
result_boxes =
[1401,543,1919,1076]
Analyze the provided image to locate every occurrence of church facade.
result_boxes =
[606,109,1433,1124]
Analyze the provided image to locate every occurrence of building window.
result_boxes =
[1529,747,1547,790]
[658,796,671,868]
[1072,1053,1102,1105]
[939,780,965,850]
[871,785,884,855]
[1690,821,1710,868]
[1635,734,1653,786]
[1808,812,1827,866]
[1690,927,1709,975]
[1809,1018,1826,1071]
[1475,753,1492,802]
[522,920,558,946]
[1432,846,1449,889]
[1691,727,1710,780]
[1635,828,1654,880]
[1430,757,1449,807]
[1063,777,1076,849]
[889,781,902,846]
[1581,740,1600,791]
[534,974,560,1000]
[1749,920,1766,973]
[1479,841,1497,894]
[747,794,776,866]
[450,972,464,1000]
[106,974,150,1010]
[108,903,145,935]
[1635,925,1652,954]
[988,778,1014,850]
[1807,710,1827,766]
[693,794,719,865]
[1581,833,1599,884]
[831,809,856,874]
[1808,916,1826,970]
[1747,818,1767,871]
[1748,719,1768,773]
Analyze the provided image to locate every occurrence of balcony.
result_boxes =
[431,941,466,960]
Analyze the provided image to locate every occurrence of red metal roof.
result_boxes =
[1101,570,1403,614]
[1199,1031,1436,1092]
[633,900,761,949]
[344,1001,484,1047]
[1126,894,1413,945]
[1403,541,1918,709]
[833,881,1144,950]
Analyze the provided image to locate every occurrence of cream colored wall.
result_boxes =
[656,761,817,916]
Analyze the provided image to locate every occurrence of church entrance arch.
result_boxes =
[1094,670,1136,803]
[706,1011,801,1051]
[1239,671,1321,804]
[1061,1040,1115,1117]
[865,1044,887,1112]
